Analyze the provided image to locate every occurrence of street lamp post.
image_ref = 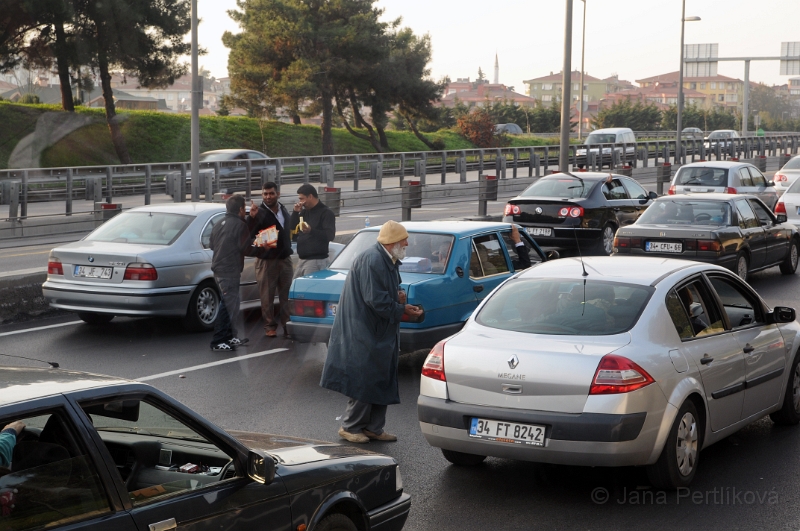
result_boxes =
[190,0,200,202]
[676,0,700,165]
[559,0,574,172]
[578,0,586,140]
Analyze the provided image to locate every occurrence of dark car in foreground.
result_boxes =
[0,366,409,531]
[503,172,657,255]
[613,194,800,279]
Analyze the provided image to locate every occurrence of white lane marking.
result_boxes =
[136,348,289,382]
[0,267,47,278]
[0,320,81,337]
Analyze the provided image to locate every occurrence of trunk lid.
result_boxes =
[51,241,163,284]
[509,198,585,226]
[444,327,631,413]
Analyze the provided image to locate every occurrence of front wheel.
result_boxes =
[646,400,701,489]
[770,353,800,425]
[315,514,358,531]
[441,448,486,466]
[779,239,799,275]
[182,280,220,332]
[77,312,114,325]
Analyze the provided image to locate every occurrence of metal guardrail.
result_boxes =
[1,135,799,221]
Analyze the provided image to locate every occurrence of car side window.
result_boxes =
[500,231,543,271]
[747,166,767,187]
[749,200,774,226]
[666,289,694,340]
[79,398,238,507]
[201,213,224,249]
[707,275,763,329]
[622,178,648,200]
[672,280,725,338]
[735,200,760,229]
[738,168,754,187]
[602,179,629,200]
[234,153,248,160]
[0,410,112,530]
[470,234,510,278]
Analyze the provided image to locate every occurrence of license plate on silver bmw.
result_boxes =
[646,241,682,253]
[526,227,552,237]
[74,265,113,279]
[469,417,546,446]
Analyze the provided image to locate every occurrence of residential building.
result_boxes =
[0,84,159,110]
[524,71,631,105]
[109,74,226,112]
[636,71,744,110]
[439,78,536,108]
[603,83,708,109]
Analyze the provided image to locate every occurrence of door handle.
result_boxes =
[473,285,484,293]
[743,344,755,354]
[700,354,714,365]
[613,207,621,211]
[149,519,177,531]
[502,384,522,394]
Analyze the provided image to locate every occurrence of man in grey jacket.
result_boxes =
[209,195,263,352]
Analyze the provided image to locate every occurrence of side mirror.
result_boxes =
[777,214,788,223]
[770,306,796,324]
[247,450,276,485]
[545,250,560,260]
[649,191,659,200]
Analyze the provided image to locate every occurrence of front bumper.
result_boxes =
[42,280,193,317]
[286,321,465,352]
[418,395,659,467]
[368,493,411,531]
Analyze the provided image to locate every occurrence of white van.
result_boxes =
[577,127,636,168]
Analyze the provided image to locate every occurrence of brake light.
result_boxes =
[48,258,63,275]
[613,236,630,252]
[504,204,521,216]
[122,263,158,281]
[421,341,446,381]
[288,299,326,318]
[725,187,737,194]
[558,206,584,218]
[589,354,654,395]
[775,201,786,214]
[697,240,721,252]
[667,185,676,195]
[775,173,787,182]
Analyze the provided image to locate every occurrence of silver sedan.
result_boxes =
[43,203,342,330]
[418,256,800,488]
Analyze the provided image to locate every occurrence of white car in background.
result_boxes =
[773,155,800,193]
[775,177,800,225]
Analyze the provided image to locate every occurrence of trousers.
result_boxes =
[211,275,241,346]
[341,398,388,435]
[255,257,293,332]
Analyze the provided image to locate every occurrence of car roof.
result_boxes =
[587,128,632,134]
[678,161,747,169]
[202,149,261,155]
[0,366,131,407]
[654,193,758,202]
[518,256,719,286]
[538,171,628,181]
[709,130,737,133]
[358,221,513,236]
[127,203,225,216]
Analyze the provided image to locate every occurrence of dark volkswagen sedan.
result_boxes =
[613,194,800,280]
[503,172,657,255]
[0,367,409,531]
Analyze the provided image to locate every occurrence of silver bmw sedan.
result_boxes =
[418,256,800,488]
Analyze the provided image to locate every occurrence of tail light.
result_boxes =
[697,240,721,252]
[504,204,521,216]
[725,187,737,194]
[667,185,676,195]
[123,263,158,281]
[421,341,446,381]
[401,304,425,323]
[775,173,787,182]
[48,258,63,275]
[775,201,786,215]
[289,299,326,318]
[613,236,630,252]
[589,354,654,395]
[558,206,584,218]
[685,239,697,251]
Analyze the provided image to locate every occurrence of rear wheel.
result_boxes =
[779,239,799,275]
[596,224,616,256]
[183,280,220,332]
[441,448,486,466]
[646,400,701,489]
[77,312,114,325]
[770,353,800,425]
[736,252,749,280]
[316,514,358,531]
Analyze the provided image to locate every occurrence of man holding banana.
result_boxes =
[289,184,336,279]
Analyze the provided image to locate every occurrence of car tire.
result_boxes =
[77,312,114,325]
[441,448,486,466]
[736,252,749,280]
[183,280,220,332]
[315,513,358,531]
[596,224,616,256]
[770,353,800,425]
[779,239,799,275]
[646,400,701,490]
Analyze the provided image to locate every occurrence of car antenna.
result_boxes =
[573,227,589,277]
[0,353,59,368]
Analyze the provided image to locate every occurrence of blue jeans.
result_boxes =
[210,275,240,347]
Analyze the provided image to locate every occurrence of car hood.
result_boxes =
[229,430,376,465]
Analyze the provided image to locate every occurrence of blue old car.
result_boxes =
[286,221,549,351]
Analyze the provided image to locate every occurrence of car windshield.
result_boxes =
[84,212,193,245]
[708,132,731,139]
[675,167,728,186]
[476,278,653,335]
[638,200,731,226]
[585,133,617,144]
[519,177,594,199]
[329,231,455,274]
[782,157,800,170]
[199,152,237,161]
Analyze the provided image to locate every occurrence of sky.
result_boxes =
[194,0,800,89]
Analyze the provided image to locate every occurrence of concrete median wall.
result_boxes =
[0,270,51,324]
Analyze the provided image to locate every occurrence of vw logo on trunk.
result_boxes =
[535,207,543,214]
[508,355,519,369]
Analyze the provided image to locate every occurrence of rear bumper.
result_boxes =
[368,493,411,531]
[512,225,602,250]
[287,321,465,352]
[42,280,193,317]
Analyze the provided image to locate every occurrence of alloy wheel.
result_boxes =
[603,226,615,255]
[793,362,800,414]
[737,256,748,280]
[675,411,698,477]
[197,287,219,325]
[792,244,798,271]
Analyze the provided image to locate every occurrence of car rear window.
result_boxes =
[787,177,800,194]
[329,231,455,274]
[476,278,653,335]
[585,133,617,144]
[783,157,800,170]
[520,177,595,199]
[85,212,193,245]
[638,200,731,226]
[675,167,728,187]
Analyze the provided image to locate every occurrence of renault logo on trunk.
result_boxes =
[508,355,519,369]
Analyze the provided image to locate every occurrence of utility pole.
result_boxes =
[190,0,200,202]
[578,0,586,140]
[559,0,574,172]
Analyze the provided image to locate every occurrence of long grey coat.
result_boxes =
[320,243,405,405]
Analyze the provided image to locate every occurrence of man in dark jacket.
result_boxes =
[320,220,423,443]
[248,182,294,338]
[209,195,261,352]
[289,184,336,279]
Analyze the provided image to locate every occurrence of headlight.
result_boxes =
[396,465,403,492]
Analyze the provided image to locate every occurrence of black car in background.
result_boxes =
[0,367,410,531]
[503,172,657,255]
[613,194,800,280]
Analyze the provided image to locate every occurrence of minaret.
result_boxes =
[493,53,499,84]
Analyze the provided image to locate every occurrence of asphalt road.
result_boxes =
[1,264,800,530]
